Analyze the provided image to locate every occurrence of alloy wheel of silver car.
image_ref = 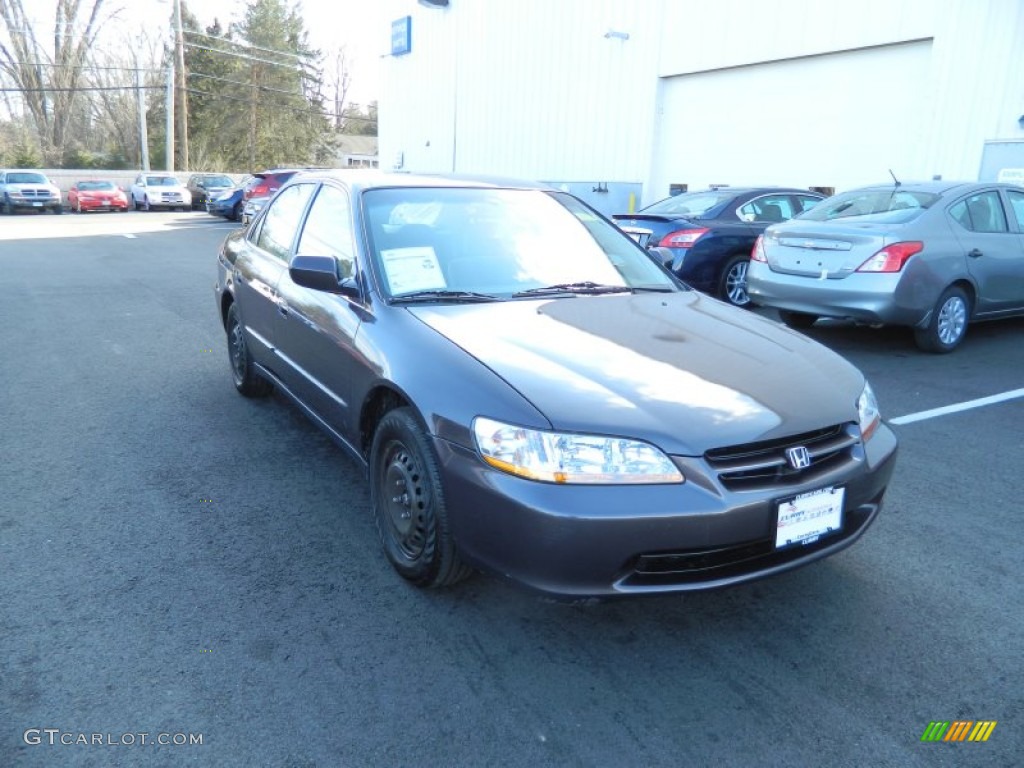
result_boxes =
[915,286,970,353]
[722,257,751,306]
[937,294,967,345]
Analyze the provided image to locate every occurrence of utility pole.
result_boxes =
[166,64,175,171]
[174,0,189,171]
[135,66,150,171]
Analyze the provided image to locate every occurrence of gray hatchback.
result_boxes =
[748,181,1024,352]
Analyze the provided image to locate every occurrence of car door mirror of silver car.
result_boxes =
[289,254,359,298]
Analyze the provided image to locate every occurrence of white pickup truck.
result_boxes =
[0,170,63,214]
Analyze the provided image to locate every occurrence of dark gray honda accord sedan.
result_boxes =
[214,170,898,598]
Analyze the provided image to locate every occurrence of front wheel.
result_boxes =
[369,408,472,588]
[52,205,63,215]
[914,286,970,353]
[143,196,152,212]
[719,255,752,307]
[778,310,818,330]
[225,303,272,397]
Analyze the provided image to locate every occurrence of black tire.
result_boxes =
[52,205,63,215]
[719,255,752,307]
[231,202,242,222]
[133,196,141,211]
[914,286,970,353]
[225,303,272,397]
[143,196,152,212]
[778,310,818,330]
[369,407,472,588]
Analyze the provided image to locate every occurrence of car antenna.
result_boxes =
[888,169,901,188]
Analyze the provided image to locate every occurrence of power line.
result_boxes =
[184,41,317,75]
[183,86,375,124]
[0,85,164,92]
[184,28,316,62]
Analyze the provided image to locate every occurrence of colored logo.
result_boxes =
[920,721,997,742]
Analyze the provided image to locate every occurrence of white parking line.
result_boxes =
[890,388,1024,425]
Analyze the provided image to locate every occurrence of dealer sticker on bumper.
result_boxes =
[775,486,845,549]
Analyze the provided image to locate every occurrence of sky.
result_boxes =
[89,0,390,107]
[187,0,389,106]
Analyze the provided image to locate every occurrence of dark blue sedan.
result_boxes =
[613,187,824,306]
[207,186,245,222]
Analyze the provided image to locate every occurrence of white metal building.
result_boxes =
[379,0,1024,214]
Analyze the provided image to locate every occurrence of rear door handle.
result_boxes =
[968,248,983,258]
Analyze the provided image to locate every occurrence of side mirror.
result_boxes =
[289,254,359,298]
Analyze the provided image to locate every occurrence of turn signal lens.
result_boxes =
[751,235,767,262]
[658,228,708,248]
[856,241,923,272]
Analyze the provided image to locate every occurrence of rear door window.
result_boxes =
[252,183,315,261]
[949,191,1008,233]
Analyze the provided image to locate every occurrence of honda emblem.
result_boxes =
[785,446,811,470]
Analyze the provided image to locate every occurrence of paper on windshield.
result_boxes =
[380,246,447,294]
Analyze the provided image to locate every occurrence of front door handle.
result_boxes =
[968,248,983,258]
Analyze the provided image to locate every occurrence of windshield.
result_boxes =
[364,188,677,299]
[800,188,940,222]
[200,175,233,187]
[78,181,115,191]
[7,172,47,184]
[639,190,735,217]
[147,176,181,186]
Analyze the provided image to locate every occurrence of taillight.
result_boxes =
[751,235,767,262]
[856,241,924,273]
[658,227,708,248]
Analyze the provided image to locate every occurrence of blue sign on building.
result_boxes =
[391,16,412,56]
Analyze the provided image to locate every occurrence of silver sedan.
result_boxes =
[747,181,1024,352]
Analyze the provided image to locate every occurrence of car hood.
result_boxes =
[408,292,865,455]
[5,182,58,191]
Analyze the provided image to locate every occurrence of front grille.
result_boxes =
[705,423,859,491]
[16,189,54,198]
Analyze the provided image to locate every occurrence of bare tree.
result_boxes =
[325,44,350,131]
[0,0,110,164]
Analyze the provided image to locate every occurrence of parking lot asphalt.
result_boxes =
[1,211,1021,767]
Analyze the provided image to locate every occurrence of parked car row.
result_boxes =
[618,181,1024,352]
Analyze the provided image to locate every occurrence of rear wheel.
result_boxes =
[369,407,472,588]
[778,310,818,330]
[914,286,970,353]
[719,255,752,307]
[226,304,272,397]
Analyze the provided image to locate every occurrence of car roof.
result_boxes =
[285,169,553,194]
[844,180,1022,195]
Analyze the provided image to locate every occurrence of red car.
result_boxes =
[67,180,129,213]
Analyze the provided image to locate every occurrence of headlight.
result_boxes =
[472,417,683,484]
[857,381,880,442]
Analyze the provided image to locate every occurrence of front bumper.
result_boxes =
[435,424,898,597]
[747,262,934,326]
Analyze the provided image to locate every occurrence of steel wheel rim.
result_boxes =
[380,441,428,560]
[937,296,966,345]
[229,319,246,381]
[726,261,750,305]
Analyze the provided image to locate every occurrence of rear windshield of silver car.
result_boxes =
[800,189,940,222]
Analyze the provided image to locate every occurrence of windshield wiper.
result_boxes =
[393,289,500,303]
[513,282,673,297]
[513,282,634,297]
